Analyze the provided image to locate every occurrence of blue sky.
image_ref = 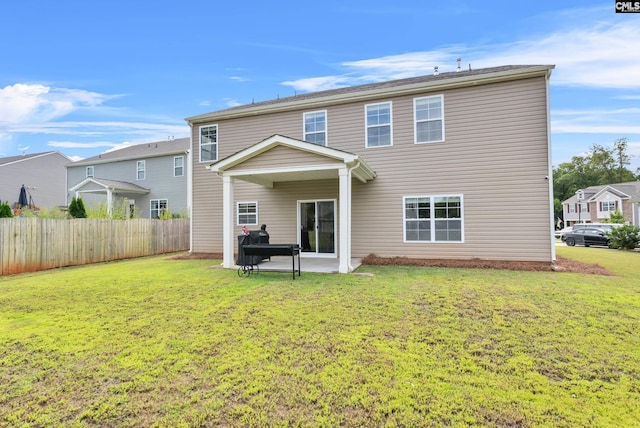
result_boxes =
[1,1,639,169]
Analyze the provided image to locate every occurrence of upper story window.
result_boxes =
[237,201,258,225]
[414,95,444,143]
[404,195,463,242]
[86,166,94,178]
[137,160,145,180]
[365,102,392,148]
[600,200,617,212]
[174,156,184,177]
[303,110,327,146]
[200,125,218,162]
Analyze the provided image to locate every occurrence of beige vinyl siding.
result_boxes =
[190,75,552,262]
[230,145,343,172]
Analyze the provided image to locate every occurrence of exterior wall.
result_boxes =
[67,154,188,218]
[191,76,553,261]
[0,152,69,209]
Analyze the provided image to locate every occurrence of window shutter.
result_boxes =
[587,203,590,212]
[615,201,618,210]
[599,202,603,211]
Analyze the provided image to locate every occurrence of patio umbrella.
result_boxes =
[18,185,28,208]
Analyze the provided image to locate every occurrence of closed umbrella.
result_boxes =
[18,185,28,208]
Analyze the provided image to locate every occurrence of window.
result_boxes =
[150,199,168,219]
[579,202,588,213]
[237,201,258,225]
[404,195,463,242]
[303,110,327,146]
[200,125,218,162]
[136,160,145,180]
[174,156,184,177]
[414,95,444,143]
[365,102,392,147]
[601,201,616,212]
[86,166,94,178]
[568,204,576,213]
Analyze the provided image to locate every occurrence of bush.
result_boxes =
[607,224,640,250]
[69,197,87,218]
[0,201,13,218]
[604,209,625,224]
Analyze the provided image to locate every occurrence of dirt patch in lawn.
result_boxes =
[167,252,612,275]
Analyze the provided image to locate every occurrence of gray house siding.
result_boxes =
[190,68,553,262]
[0,152,69,209]
[67,140,189,218]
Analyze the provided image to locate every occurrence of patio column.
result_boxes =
[222,175,235,268]
[338,167,352,273]
[106,189,113,217]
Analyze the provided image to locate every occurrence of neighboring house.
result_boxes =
[0,151,71,209]
[562,181,640,226]
[67,138,190,218]
[186,65,555,273]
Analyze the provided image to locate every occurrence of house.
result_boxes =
[186,65,555,273]
[562,181,640,226]
[66,138,190,218]
[0,151,71,209]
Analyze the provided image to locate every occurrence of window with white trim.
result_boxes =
[304,110,327,146]
[414,95,444,143]
[200,125,218,162]
[136,160,145,180]
[174,156,184,177]
[404,195,463,242]
[150,199,168,219]
[568,204,576,213]
[601,201,616,212]
[237,201,258,225]
[86,166,94,178]
[365,102,392,147]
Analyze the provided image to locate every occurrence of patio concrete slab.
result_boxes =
[240,257,362,274]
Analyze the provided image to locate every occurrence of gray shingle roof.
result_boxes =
[0,151,68,166]
[187,64,553,122]
[564,181,640,203]
[71,138,190,166]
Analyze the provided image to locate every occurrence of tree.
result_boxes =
[0,201,13,218]
[69,197,87,218]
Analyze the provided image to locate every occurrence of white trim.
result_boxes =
[402,194,465,243]
[364,101,393,148]
[199,124,218,163]
[173,155,184,177]
[150,198,168,219]
[303,110,328,146]
[413,94,445,144]
[136,160,145,181]
[236,201,258,225]
[86,166,94,178]
[222,176,235,268]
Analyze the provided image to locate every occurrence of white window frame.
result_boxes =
[237,201,258,225]
[414,94,444,144]
[601,200,616,212]
[568,204,576,214]
[403,194,464,243]
[303,110,328,146]
[365,101,393,148]
[199,124,218,163]
[86,166,94,178]
[136,160,145,180]
[579,202,588,213]
[174,156,184,177]
[150,199,168,219]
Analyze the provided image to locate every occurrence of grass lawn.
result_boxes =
[1,247,639,427]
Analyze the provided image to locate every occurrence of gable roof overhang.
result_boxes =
[589,185,630,201]
[69,177,150,194]
[208,134,376,188]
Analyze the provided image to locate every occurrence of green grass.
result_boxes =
[1,248,639,427]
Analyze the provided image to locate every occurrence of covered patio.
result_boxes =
[69,177,149,216]
[209,134,376,274]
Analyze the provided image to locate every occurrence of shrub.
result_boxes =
[607,224,640,250]
[69,197,87,218]
[0,201,13,218]
[604,209,625,224]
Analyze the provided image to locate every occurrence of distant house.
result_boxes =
[562,181,640,226]
[185,64,556,273]
[0,151,71,209]
[66,138,190,218]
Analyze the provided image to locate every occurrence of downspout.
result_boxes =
[187,122,194,254]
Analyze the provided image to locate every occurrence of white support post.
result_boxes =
[222,175,235,268]
[338,167,352,273]
[106,189,113,217]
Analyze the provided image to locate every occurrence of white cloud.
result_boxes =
[0,83,114,124]
[281,15,640,92]
[48,140,122,149]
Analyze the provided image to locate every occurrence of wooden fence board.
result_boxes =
[0,218,189,275]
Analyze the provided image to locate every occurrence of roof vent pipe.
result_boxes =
[434,66,439,76]
[457,58,461,72]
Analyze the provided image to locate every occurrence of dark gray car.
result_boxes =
[564,227,614,248]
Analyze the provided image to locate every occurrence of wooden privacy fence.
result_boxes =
[0,218,190,275]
